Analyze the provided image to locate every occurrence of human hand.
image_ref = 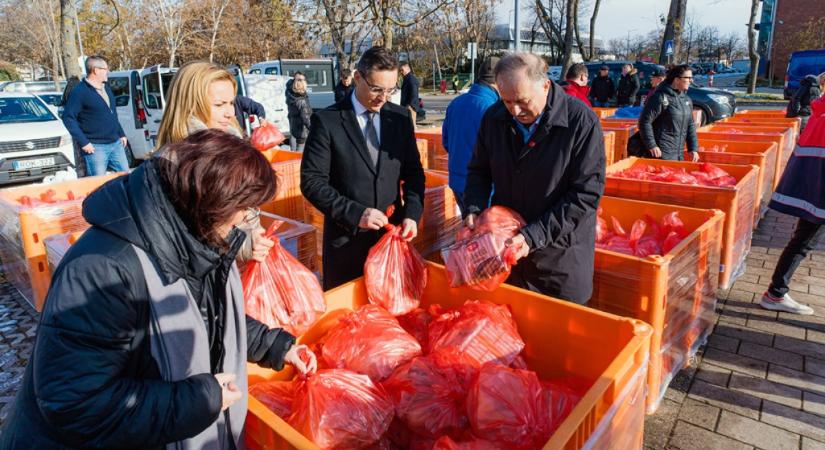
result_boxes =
[359,208,389,230]
[284,344,318,375]
[120,136,128,147]
[690,151,700,162]
[251,227,275,262]
[400,219,417,241]
[82,143,95,154]
[214,373,242,412]
[650,146,662,158]
[464,213,477,230]
[507,233,530,261]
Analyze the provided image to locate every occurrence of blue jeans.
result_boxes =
[83,140,129,176]
[592,100,610,107]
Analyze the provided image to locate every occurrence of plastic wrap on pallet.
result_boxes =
[411,171,462,257]
[416,139,429,169]
[605,158,758,290]
[581,361,648,450]
[591,197,724,413]
[415,127,446,169]
[260,150,305,222]
[0,174,118,309]
[44,232,84,274]
[433,154,449,172]
[600,122,637,162]
[603,130,617,165]
[258,212,319,273]
[699,125,795,180]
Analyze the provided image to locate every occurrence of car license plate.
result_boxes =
[12,157,56,171]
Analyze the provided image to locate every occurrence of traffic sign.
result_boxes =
[664,40,674,56]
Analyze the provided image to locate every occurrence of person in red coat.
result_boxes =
[563,63,592,107]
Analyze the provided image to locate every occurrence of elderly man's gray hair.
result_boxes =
[85,55,108,74]
[494,52,548,83]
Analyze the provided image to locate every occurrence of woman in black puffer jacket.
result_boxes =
[638,64,700,162]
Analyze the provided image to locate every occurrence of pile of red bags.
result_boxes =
[250,121,285,151]
[432,436,498,449]
[596,209,690,257]
[428,300,525,367]
[365,224,428,316]
[613,162,737,187]
[321,304,422,381]
[289,369,395,450]
[17,189,81,207]
[442,206,526,291]
[698,144,729,153]
[241,221,326,336]
[249,380,295,419]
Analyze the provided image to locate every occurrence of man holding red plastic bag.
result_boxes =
[462,52,605,304]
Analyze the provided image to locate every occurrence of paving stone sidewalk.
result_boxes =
[645,210,825,450]
[0,210,822,449]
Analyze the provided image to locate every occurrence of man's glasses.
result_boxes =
[678,76,694,80]
[358,70,397,97]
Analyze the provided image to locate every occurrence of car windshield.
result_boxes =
[38,94,62,106]
[0,97,56,123]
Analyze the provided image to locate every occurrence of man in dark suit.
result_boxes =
[400,62,420,124]
[301,47,426,290]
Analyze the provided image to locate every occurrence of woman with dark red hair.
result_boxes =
[0,129,317,450]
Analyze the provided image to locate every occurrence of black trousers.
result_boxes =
[768,218,825,297]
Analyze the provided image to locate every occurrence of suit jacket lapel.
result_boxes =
[340,98,377,175]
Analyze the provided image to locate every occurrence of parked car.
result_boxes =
[35,91,63,116]
[0,93,75,185]
[249,59,336,109]
[1,81,67,94]
[547,66,563,81]
[784,49,825,100]
[585,61,736,123]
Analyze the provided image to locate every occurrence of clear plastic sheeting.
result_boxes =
[44,232,83,274]
[0,174,118,309]
[591,196,724,413]
[581,361,648,450]
[259,212,319,274]
[411,170,462,260]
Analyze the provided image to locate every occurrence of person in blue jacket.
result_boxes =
[442,56,500,211]
[61,55,129,176]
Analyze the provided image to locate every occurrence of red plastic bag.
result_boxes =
[397,307,435,349]
[428,300,525,368]
[365,224,428,316]
[322,304,422,381]
[541,379,585,434]
[289,369,394,450]
[432,436,499,450]
[466,364,552,449]
[249,380,295,418]
[443,206,526,291]
[241,221,326,336]
[383,348,477,437]
[250,121,285,151]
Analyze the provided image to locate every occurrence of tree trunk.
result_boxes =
[381,17,393,49]
[560,0,577,75]
[169,46,176,68]
[746,0,760,94]
[573,0,586,60]
[60,0,83,78]
[659,0,687,65]
[588,0,602,61]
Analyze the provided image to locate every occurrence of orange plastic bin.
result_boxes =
[0,174,120,309]
[259,149,305,222]
[258,212,319,273]
[601,122,638,162]
[605,158,759,289]
[695,139,779,225]
[603,130,617,165]
[244,263,652,450]
[415,127,446,169]
[416,138,429,169]
[593,107,618,119]
[700,124,794,178]
[721,116,801,143]
[592,197,724,413]
[410,170,461,258]
[696,130,787,189]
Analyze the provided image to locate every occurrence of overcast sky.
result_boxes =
[496,0,757,42]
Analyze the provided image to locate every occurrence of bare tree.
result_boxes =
[588,0,601,61]
[659,0,687,65]
[365,0,454,50]
[204,0,230,63]
[148,0,198,67]
[560,0,576,74]
[746,0,759,94]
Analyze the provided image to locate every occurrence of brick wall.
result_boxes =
[769,0,825,80]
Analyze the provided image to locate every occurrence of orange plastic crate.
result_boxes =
[601,122,638,162]
[603,130,617,165]
[0,174,120,309]
[258,212,319,273]
[592,197,724,413]
[433,154,449,172]
[415,127,446,168]
[44,231,85,275]
[695,139,779,225]
[721,116,801,144]
[700,124,794,179]
[259,149,305,222]
[605,158,759,289]
[696,131,787,189]
[593,107,618,119]
[244,263,652,450]
[735,108,789,118]
[410,170,461,257]
[416,138,429,169]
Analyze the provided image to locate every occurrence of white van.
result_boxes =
[0,92,75,185]
[249,59,336,109]
[228,67,290,138]
[108,66,177,161]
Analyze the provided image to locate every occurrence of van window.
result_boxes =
[143,72,175,109]
[249,69,262,75]
[264,67,280,75]
[109,76,130,107]
[283,65,332,92]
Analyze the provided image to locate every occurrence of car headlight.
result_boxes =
[708,94,730,105]
[59,134,72,146]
